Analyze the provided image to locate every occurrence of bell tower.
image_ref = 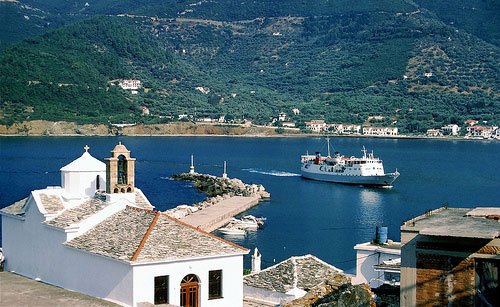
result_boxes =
[106,142,135,194]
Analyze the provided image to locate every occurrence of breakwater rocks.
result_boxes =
[166,173,270,219]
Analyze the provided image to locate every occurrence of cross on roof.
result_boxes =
[84,145,90,152]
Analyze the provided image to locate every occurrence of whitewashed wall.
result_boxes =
[353,244,400,288]
[61,170,106,197]
[2,195,133,306]
[133,255,244,307]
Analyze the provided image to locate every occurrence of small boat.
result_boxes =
[218,226,246,236]
[301,138,399,187]
[232,215,264,230]
[255,215,267,222]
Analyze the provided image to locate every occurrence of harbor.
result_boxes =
[167,163,270,232]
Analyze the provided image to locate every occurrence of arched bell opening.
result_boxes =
[117,155,128,185]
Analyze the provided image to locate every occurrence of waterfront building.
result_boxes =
[466,125,498,138]
[362,126,398,136]
[441,124,460,136]
[343,124,361,134]
[1,143,248,307]
[305,120,327,132]
[426,129,442,137]
[400,207,500,307]
[243,254,346,306]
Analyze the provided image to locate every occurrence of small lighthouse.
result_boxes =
[189,154,195,174]
[222,161,228,179]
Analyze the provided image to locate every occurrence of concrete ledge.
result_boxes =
[180,196,260,232]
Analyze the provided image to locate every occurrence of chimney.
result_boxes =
[251,248,261,273]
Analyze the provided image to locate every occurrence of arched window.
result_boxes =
[117,155,127,184]
[96,175,100,190]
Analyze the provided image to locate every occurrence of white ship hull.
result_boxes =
[300,142,399,187]
[301,165,399,186]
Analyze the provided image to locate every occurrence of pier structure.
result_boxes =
[180,195,260,232]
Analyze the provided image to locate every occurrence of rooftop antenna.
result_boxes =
[189,154,195,174]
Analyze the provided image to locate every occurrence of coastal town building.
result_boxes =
[426,129,442,137]
[441,124,460,136]
[400,207,500,307]
[278,112,287,121]
[1,143,248,307]
[465,119,479,126]
[362,127,398,136]
[343,124,362,134]
[466,125,498,138]
[282,122,296,128]
[305,120,327,132]
[243,254,347,305]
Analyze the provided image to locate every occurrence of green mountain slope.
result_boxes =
[1,1,499,131]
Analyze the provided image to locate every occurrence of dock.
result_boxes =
[180,195,260,232]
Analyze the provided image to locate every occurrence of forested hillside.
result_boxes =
[1,0,499,132]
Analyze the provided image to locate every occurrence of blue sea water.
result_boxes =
[1,136,499,273]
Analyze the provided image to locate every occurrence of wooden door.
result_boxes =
[180,274,199,307]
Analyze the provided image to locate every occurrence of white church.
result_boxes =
[1,143,249,307]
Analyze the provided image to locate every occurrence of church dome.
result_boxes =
[60,151,105,172]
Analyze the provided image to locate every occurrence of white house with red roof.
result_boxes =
[1,143,248,307]
[305,120,327,132]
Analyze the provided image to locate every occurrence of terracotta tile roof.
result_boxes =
[0,197,29,216]
[44,197,110,229]
[244,255,346,293]
[65,206,248,263]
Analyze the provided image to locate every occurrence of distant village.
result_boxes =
[115,79,500,140]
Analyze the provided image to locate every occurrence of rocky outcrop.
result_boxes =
[166,173,269,219]
[284,282,375,307]
[171,173,270,198]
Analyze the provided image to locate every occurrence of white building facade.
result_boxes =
[353,241,401,288]
[1,143,248,307]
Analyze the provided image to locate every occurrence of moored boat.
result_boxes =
[218,226,246,236]
[301,139,399,187]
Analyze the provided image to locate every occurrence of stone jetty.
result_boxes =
[167,173,270,232]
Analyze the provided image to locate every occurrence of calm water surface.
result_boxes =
[1,136,499,273]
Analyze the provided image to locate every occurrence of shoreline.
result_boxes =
[0,120,497,142]
[1,132,497,142]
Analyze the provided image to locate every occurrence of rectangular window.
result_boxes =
[154,275,169,305]
[209,270,222,299]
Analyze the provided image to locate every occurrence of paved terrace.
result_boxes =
[180,195,259,232]
[0,272,119,307]
[0,272,269,307]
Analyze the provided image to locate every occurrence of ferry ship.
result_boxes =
[301,140,399,187]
